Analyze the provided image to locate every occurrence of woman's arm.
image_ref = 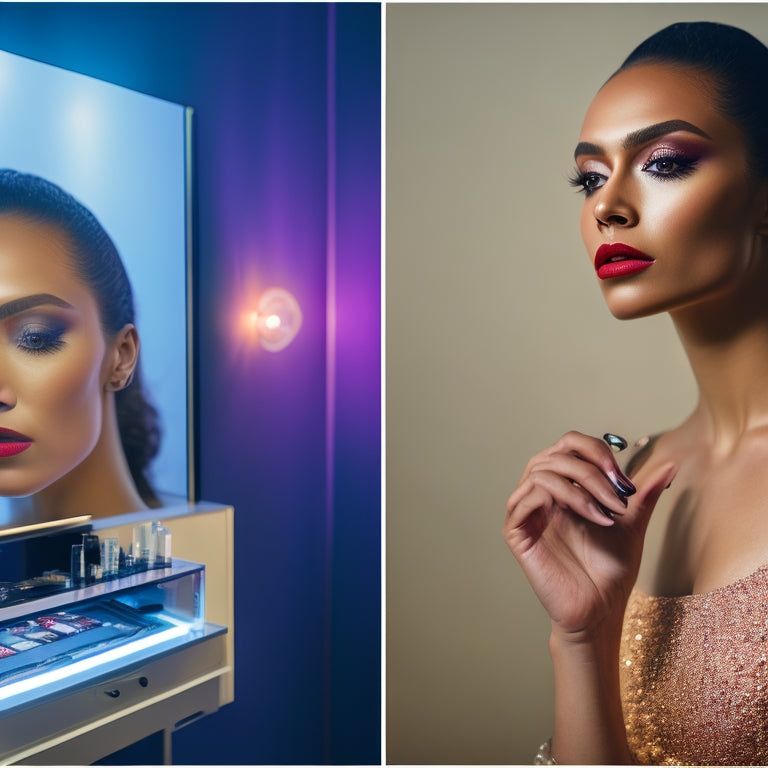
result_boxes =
[503,432,675,764]
[549,627,630,763]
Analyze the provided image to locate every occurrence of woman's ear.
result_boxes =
[105,324,140,392]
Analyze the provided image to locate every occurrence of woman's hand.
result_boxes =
[503,431,676,642]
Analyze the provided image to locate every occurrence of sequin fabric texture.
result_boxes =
[620,565,767,765]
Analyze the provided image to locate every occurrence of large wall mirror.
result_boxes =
[0,49,192,526]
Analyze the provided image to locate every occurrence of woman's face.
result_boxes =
[573,62,768,320]
[0,214,114,497]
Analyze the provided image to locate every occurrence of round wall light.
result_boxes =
[248,288,302,352]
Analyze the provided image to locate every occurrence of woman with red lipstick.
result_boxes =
[504,22,768,765]
[0,169,160,520]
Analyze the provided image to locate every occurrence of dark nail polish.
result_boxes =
[607,470,636,497]
[603,433,628,452]
[597,502,615,520]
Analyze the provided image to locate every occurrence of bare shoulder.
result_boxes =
[631,424,768,596]
[623,433,664,479]
[624,426,697,483]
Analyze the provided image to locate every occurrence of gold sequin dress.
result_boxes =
[620,565,768,765]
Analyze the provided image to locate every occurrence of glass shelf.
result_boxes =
[0,560,221,717]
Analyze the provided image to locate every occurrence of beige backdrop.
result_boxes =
[385,4,768,764]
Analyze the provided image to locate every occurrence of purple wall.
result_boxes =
[0,3,380,763]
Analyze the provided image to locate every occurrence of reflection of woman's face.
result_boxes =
[0,214,113,497]
[573,62,767,320]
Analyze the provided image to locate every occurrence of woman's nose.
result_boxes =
[0,380,17,413]
[593,179,639,228]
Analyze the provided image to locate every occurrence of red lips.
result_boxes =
[595,243,654,280]
[0,428,32,458]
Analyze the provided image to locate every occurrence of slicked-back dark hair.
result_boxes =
[0,169,161,506]
[616,21,768,178]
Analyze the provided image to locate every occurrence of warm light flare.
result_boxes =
[240,288,302,352]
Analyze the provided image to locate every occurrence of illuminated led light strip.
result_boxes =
[0,614,190,702]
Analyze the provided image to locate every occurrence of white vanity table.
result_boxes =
[0,502,234,765]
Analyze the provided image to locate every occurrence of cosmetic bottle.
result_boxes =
[82,535,101,585]
[132,522,153,568]
[151,522,172,568]
[101,537,119,579]
[70,544,85,588]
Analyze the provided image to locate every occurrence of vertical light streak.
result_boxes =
[323,4,337,762]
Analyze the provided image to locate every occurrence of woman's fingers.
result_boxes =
[505,469,616,541]
[554,431,636,491]
[532,470,619,526]
[506,431,661,553]
[624,461,677,533]
[523,431,635,493]
[520,431,634,516]
[531,452,630,517]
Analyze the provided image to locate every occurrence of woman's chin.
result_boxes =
[0,486,46,501]
[604,300,662,321]
[0,473,66,501]
[601,286,677,320]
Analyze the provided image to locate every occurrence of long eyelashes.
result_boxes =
[642,152,699,180]
[15,324,66,355]
[568,168,604,196]
[568,152,700,196]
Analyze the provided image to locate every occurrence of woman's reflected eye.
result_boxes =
[16,324,66,355]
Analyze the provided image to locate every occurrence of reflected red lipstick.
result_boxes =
[0,428,32,458]
[595,243,654,280]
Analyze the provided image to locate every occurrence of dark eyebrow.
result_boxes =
[0,293,74,322]
[574,119,713,160]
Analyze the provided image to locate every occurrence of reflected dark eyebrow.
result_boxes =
[0,293,74,322]
[574,119,713,160]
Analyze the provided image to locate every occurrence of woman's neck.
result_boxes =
[30,397,148,521]
[671,264,768,450]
